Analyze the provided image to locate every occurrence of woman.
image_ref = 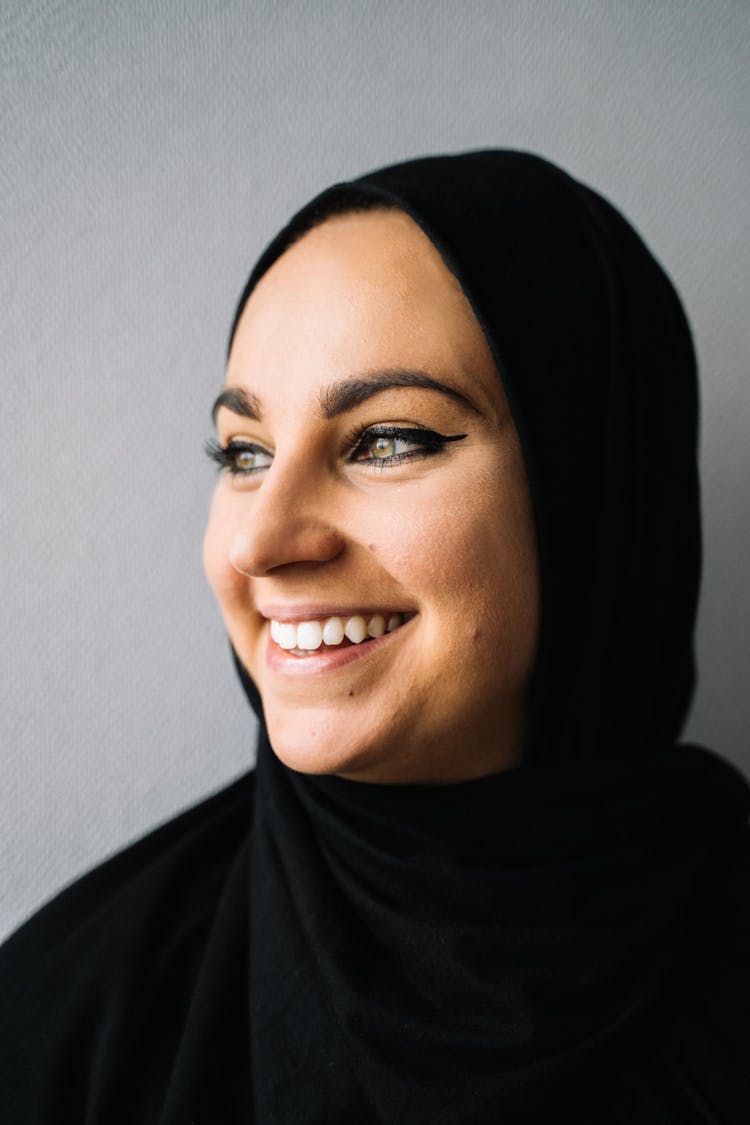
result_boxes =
[1,150,748,1123]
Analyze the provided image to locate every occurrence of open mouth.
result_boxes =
[269,611,416,657]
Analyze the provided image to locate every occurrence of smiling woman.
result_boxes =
[203,208,539,784]
[1,151,749,1125]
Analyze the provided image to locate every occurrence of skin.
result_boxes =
[203,209,540,784]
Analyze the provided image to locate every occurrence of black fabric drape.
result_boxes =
[1,151,748,1124]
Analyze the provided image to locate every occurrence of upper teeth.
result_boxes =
[270,613,404,651]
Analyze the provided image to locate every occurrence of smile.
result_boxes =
[269,611,415,655]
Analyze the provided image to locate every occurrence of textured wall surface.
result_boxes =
[2,0,748,940]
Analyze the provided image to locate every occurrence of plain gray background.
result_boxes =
[2,0,748,942]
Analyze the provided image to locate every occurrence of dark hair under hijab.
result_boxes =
[0,151,748,1125]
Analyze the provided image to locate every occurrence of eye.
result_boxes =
[204,438,273,475]
[347,425,467,468]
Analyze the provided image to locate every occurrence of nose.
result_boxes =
[228,458,345,577]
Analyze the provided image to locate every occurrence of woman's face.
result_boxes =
[203,209,540,784]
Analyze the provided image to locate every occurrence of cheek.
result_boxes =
[370,477,511,598]
[202,494,248,608]
[374,464,539,655]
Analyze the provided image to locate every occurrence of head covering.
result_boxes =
[230,150,701,765]
[1,151,748,1125]
[229,151,750,1122]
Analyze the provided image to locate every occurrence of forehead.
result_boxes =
[248,208,466,311]
[226,209,504,417]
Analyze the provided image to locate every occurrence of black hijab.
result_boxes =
[1,150,748,1124]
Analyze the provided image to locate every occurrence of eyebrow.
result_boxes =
[211,369,481,426]
[211,387,261,426]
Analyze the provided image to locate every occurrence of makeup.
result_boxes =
[205,426,467,477]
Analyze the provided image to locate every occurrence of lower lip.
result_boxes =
[265,618,416,678]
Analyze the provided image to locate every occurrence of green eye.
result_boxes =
[234,447,266,471]
[204,439,273,475]
[348,425,468,468]
[371,435,398,458]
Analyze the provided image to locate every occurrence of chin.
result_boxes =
[264,706,385,779]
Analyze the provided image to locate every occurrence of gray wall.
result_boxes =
[2,0,748,941]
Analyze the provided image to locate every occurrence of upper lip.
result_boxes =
[259,605,415,623]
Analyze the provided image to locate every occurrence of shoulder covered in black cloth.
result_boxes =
[2,751,749,1125]
[0,771,255,1124]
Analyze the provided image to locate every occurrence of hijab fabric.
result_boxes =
[1,150,748,1124]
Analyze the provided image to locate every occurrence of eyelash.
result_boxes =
[204,425,466,476]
